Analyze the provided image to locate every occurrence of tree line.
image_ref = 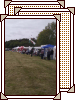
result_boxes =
[5,39,35,49]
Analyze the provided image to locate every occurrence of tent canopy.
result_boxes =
[34,47,41,49]
[54,46,56,49]
[18,46,25,51]
[42,44,54,48]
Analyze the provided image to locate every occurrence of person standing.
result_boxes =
[50,48,53,60]
[47,49,51,60]
[41,49,44,59]
[30,48,33,57]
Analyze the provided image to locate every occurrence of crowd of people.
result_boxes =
[40,48,53,60]
[47,48,53,60]
[21,48,53,60]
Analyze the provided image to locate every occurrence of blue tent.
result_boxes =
[42,44,54,48]
[42,44,54,58]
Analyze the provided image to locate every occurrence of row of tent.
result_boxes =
[12,44,56,60]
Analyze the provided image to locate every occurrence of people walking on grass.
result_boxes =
[41,49,44,59]
[47,49,51,60]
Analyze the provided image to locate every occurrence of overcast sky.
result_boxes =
[5,19,56,41]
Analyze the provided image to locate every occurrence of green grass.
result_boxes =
[5,51,56,95]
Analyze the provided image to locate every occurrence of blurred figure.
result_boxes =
[30,48,34,57]
[26,50,29,55]
[50,48,53,60]
[22,49,25,54]
[47,49,51,60]
[41,49,44,59]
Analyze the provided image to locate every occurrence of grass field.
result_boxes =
[5,51,56,95]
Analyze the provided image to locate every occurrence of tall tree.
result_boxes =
[36,29,56,46]
[36,22,56,46]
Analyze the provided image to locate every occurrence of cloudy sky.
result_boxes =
[5,19,56,41]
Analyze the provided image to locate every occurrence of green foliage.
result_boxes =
[36,22,56,46]
[5,38,36,48]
